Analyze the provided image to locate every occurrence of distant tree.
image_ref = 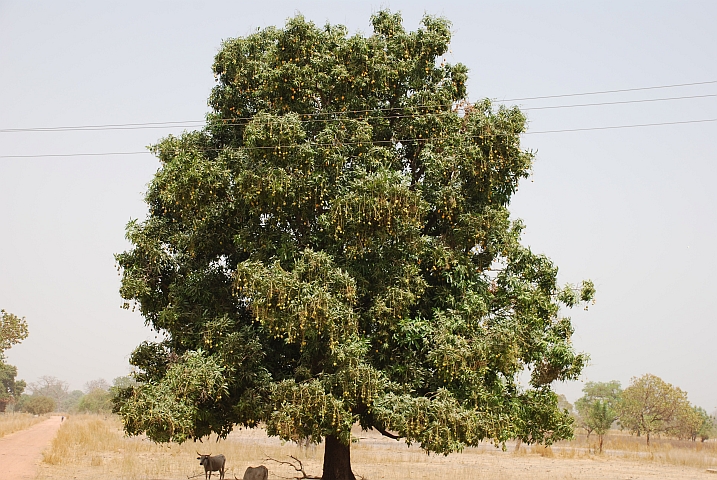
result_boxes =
[109,376,136,399]
[557,394,574,415]
[587,400,618,453]
[0,310,29,412]
[28,376,69,411]
[676,406,714,442]
[574,381,621,438]
[617,374,689,445]
[111,375,137,390]
[61,390,85,413]
[18,395,56,415]
[669,404,701,441]
[77,388,112,414]
[705,411,717,442]
[84,378,110,393]
[574,381,620,452]
[695,407,714,442]
[109,377,137,413]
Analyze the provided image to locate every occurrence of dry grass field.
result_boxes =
[35,415,717,480]
[0,412,47,437]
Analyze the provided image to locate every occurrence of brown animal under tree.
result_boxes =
[197,452,226,480]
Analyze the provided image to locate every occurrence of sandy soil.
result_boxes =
[0,416,62,480]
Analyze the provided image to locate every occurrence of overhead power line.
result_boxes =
[0,121,206,133]
[1,80,716,134]
[500,80,717,102]
[2,118,716,159]
[520,93,717,111]
[0,151,150,158]
[522,118,717,134]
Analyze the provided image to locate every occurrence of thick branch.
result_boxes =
[374,425,401,440]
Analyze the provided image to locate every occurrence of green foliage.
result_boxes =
[62,390,84,413]
[0,310,28,412]
[578,381,622,404]
[589,399,617,435]
[587,400,616,453]
[18,394,56,415]
[574,380,621,438]
[0,363,26,412]
[0,310,29,359]
[109,376,136,406]
[700,410,717,442]
[114,350,230,443]
[114,9,593,462]
[671,406,713,442]
[111,375,137,390]
[617,374,690,445]
[77,389,112,414]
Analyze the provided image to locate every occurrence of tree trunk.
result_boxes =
[322,435,356,480]
[646,431,650,446]
[598,434,604,453]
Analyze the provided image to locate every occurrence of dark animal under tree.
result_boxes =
[197,453,226,480]
[238,465,269,480]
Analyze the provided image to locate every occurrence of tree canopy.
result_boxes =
[0,363,26,412]
[17,395,55,415]
[575,381,621,452]
[0,310,28,360]
[671,405,710,442]
[617,374,691,445]
[78,388,112,414]
[114,11,594,480]
[575,381,621,435]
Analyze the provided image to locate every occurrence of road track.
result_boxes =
[0,416,62,480]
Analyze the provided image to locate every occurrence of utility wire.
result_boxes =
[500,80,717,102]
[0,151,150,158]
[0,121,206,133]
[520,93,717,111]
[0,93,714,133]
[2,81,716,134]
[2,118,716,159]
[523,118,717,134]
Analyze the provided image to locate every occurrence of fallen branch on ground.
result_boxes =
[264,454,321,479]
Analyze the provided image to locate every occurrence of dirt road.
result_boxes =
[0,416,62,480]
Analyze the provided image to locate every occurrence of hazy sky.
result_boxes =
[1,1,715,408]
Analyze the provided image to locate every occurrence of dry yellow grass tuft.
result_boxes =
[42,414,120,465]
[0,412,47,438]
[39,414,324,480]
[547,431,717,470]
[36,415,717,480]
